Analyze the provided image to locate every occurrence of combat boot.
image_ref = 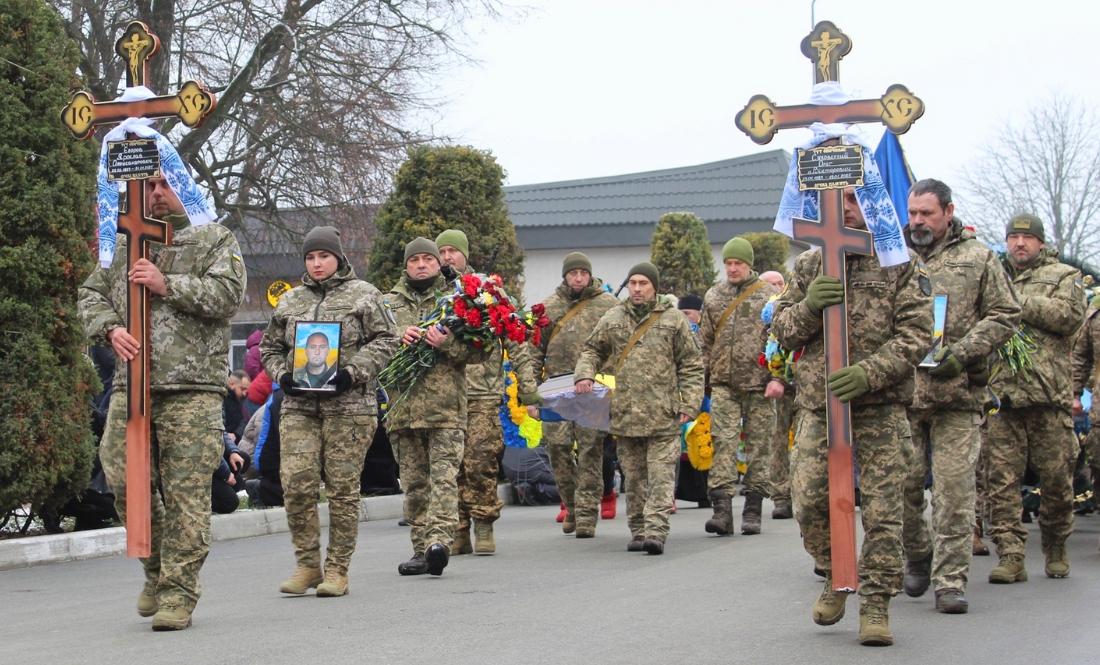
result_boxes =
[741,492,763,535]
[858,602,893,647]
[626,535,645,552]
[1044,544,1070,578]
[562,510,576,534]
[452,527,473,555]
[972,525,989,556]
[934,588,968,614]
[426,543,450,576]
[771,498,793,520]
[474,521,496,554]
[704,491,734,535]
[903,552,932,597]
[398,552,428,576]
[279,566,323,594]
[988,553,1027,583]
[642,535,665,555]
[316,570,349,597]
[574,524,596,538]
[151,605,192,631]
[812,575,847,626]
[137,581,158,617]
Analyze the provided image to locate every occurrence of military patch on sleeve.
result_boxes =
[381,301,396,325]
[1074,279,1084,299]
[917,262,932,296]
[231,250,244,277]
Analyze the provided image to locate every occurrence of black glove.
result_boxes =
[278,372,306,397]
[327,369,354,396]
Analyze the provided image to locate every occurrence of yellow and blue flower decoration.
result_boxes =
[501,354,541,448]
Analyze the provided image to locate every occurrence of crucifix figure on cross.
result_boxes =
[64,21,217,558]
[735,20,930,607]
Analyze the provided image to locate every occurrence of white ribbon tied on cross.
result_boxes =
[773,82,909,268]
[96,86,218,268]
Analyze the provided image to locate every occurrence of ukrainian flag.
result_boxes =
[874,130,916,226]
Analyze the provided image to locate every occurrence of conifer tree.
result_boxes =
[650,211,716,297]
[741,231,791,276]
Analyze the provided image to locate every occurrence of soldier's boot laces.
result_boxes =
[704,491,734,536]
[279,566,323,594]
[151,605,192,632]
[858,607,893,647]
[1044,544,1070,578]
[452,528,473,555]
[812,576,847,626]
[741,492,763,535]
[988,553,1027,584]
[474,521,496,554]
[398,552,428,576]
[903,552,933,597]
[771,498,793,520]
[316,570,349,597]
[137,581,158,617]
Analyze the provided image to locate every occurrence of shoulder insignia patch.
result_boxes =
[917,262,932,296]
[1074,279,1084,299]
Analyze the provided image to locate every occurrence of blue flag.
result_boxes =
[874,131,916,226]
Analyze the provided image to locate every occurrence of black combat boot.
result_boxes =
[426,543,450,576]
[398,552,428,576]
[903,552,933,597]
[704,490,734,535]
[741,492,763,535]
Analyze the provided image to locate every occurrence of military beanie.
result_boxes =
[561,252,593,277]
[1006,213,1045,242]
[302,225,345,260]
[678,294,703,311]
[628,262,660,291]
[404,237,441,263]
[722,237,754,265]
[435,229,469,259]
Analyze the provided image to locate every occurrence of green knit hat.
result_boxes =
[1006,213,1045,242]
[435,229,469,259]
[722,237,754,265]
[302,225,345,260]
[628,262,660,291]
[404,237,440,264]
[561,252,593,277]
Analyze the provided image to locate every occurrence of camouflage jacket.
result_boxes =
[771,248,933,412]
[532,279,620,381]
[991,249,1086,409]
[78,221,245,395]
[906,221,1021,411]
[383,273,490,431]
[1072,304,1100,416]
[575,296,705,437]
[260,264,399,417]
[699,273,780,392]
[460,267,537,406]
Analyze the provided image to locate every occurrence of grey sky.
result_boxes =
[433,0,1099,212]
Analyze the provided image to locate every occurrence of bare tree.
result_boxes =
[959,92,1100,265]
[51,0,500,241]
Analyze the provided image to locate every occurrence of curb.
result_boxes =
[0,485,513,572]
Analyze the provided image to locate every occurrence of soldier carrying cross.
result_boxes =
[75,22,245,632]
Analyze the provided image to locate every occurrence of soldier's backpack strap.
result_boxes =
[546,298,593,348]
[613,311,663,378]
[713,281,766,341]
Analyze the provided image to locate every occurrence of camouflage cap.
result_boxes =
[1006,213,1045,242]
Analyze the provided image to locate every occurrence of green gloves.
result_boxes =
[928,347,964,378]
[827,365,870,403]
[518,391,544,407]
[805,276,844,315]
[1091,293,1100,309]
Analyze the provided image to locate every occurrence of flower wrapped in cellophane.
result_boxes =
[757,295,802,383]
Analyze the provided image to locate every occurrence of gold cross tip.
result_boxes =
[801,21,851,84]
[115,22,160,87]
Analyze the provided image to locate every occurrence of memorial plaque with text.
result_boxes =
[107,138,161,181]
[797,144,864,191]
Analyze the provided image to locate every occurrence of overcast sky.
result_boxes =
[431,0,1099,210]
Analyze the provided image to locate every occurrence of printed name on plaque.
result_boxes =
[796,144,864,191]
[106,138,161,181]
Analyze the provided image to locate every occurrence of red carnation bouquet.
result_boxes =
[379,273,548,412]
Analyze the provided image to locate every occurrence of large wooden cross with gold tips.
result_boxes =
[61,21,216,558]
[734,21,924,593]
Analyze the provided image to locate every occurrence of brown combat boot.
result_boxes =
[474,521,496,554]
[137,581,158,617]
[452,527,473,555]
[741,492,763,535]
[574,523,596,538]
[972,525,990,556]
[279,566,323,594]
[316,570,349,597]
[1044,544,1070,578]
[151,605,192,631]
[771,497,793,520]
[989,553,1027,583]
[812,575,848,626]
[704,491,734,535]
[562,510,576,535]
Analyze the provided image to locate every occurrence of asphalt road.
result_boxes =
[2,496,1098,664]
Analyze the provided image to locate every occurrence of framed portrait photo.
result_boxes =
[292,321,342,391]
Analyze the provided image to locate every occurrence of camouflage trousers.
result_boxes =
[791,404,910,600]
[901,408,982,591]
[100,391,223,613]
[542,420,605,528]
[394,427,464,553]
[618,434,679,539]
[280,411,375,575]
[1083,410,1100,465]
[458,401,505,526]
[981,406,1076,556]
[770,392,795,502]
[709,385,776,497]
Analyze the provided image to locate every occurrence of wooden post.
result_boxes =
[61,21,216,558]
[733,21,924,592]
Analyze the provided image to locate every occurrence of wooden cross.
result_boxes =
[734,21,924,593]
[61,21,217,558]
